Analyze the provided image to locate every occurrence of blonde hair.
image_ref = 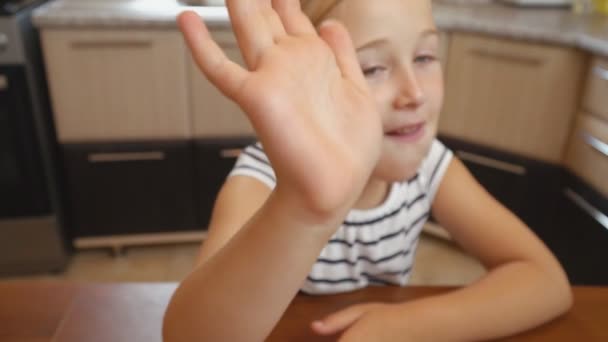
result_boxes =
[300,0,343,25]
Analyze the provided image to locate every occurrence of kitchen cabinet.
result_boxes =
[440,136,562,239]
[41,29,191,143]
[195,138,256,228]
[582,57,608,122]
[439,33,587,163]
[62,141,198,242]
[551,173,608,286]
[565,113,608,198]
[439,31,450,73]
[188,29,255,139]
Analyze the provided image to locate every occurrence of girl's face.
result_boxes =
[327,0,443,181]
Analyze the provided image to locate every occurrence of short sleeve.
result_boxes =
[418,139,453,203]
[228,142,276,189]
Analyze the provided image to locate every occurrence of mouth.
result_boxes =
[384,123,426,143]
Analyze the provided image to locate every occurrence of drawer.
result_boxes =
[63,141,198,238]
[551,173,608,285]
[565,114,608,198]
[195,138,256,228]
[440,136,563,237]
[583,57,608,122]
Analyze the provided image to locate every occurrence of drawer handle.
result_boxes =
[88,152,165,163]
[71,41,152,49]
[593,65,608,82]
[564,188,608,231]
[0,74,8,91]
[470,49,544,67]
[220,148,242,159]
[456,150,527,176]
[581,132,608,158]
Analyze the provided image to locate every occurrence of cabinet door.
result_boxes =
[195,138,256,228]
[582,57,608,122]
[565,113,608,198]
[63,141,198,238]
[552,174,608,286]
[41,29,190,143]
[189,30,255,138]
[441,136,562,239]
[439,33,586,163]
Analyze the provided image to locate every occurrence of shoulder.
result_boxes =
[229,142,276,189]
[417,139,453,201]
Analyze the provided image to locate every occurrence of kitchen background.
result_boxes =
[1,0,607,286]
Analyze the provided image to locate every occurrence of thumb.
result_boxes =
[311,304,372,336]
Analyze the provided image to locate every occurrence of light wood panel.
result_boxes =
[188,30,255,138]
[41,29,191,143]
[439,33,587,163]
[565,113,608,197]
[582,57,608,122]
[439,31,450,74]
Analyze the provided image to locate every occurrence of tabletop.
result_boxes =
[1,281,607,341]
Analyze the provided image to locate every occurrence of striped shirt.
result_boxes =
[228,139,453,294]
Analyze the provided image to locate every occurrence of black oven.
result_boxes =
[0,0,68,276]
[0,65,50,218]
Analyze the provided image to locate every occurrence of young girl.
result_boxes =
[163,0,572,340]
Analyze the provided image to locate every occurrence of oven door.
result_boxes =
[0,65,50,218]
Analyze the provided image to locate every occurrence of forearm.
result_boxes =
[163,191,339,342]
[395,261,572,341]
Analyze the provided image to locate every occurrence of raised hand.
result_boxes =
[178,0,383,224]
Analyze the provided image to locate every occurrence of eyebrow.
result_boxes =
[355,28,439,52]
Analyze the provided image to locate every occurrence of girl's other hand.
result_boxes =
[178,0,382,225]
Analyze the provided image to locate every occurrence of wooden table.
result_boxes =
[0,281,606,341]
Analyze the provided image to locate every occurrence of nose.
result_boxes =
[393,67,425,110]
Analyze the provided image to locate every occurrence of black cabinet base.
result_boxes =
[63,141,198,238]
[194,137,257,229]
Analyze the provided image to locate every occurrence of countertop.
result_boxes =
[32,0,608,57]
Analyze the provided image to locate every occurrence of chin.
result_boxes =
[372,157,421,183]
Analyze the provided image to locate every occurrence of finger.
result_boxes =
[227,0,276,69]
[272,0,317,36]
[311,304,370,336]
[318,20,367,87]
[178,11,248,99]
[260,0,287,40]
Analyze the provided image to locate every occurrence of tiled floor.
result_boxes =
[4,232,486,285]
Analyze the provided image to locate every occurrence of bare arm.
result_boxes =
[393,158,572,341]
[194,176,271,266]
[163,0,383,340]
[312,158,572,341]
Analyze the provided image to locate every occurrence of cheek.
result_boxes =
[370,85,395,118]
[420,69,444,120]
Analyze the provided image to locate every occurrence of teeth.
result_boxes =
[396,126,418,134]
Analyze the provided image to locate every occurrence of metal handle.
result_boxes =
[220,148,242,159]
[593,65,608,82]
[564,188,608,231]
[88,151,165,163]
[581,132,608,158]
[0,75,8,91]
[456,150,527,176]
[0,33,8,52]
[71,40,152,49]
[470,48,544,67]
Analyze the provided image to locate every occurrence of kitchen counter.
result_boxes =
[32,0,608,57]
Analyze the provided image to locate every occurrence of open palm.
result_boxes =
[178,0,383,222]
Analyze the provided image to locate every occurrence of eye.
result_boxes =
[414,55,436,64]
[362,66,387,78]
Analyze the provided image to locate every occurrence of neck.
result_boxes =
[353,177,391,210]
